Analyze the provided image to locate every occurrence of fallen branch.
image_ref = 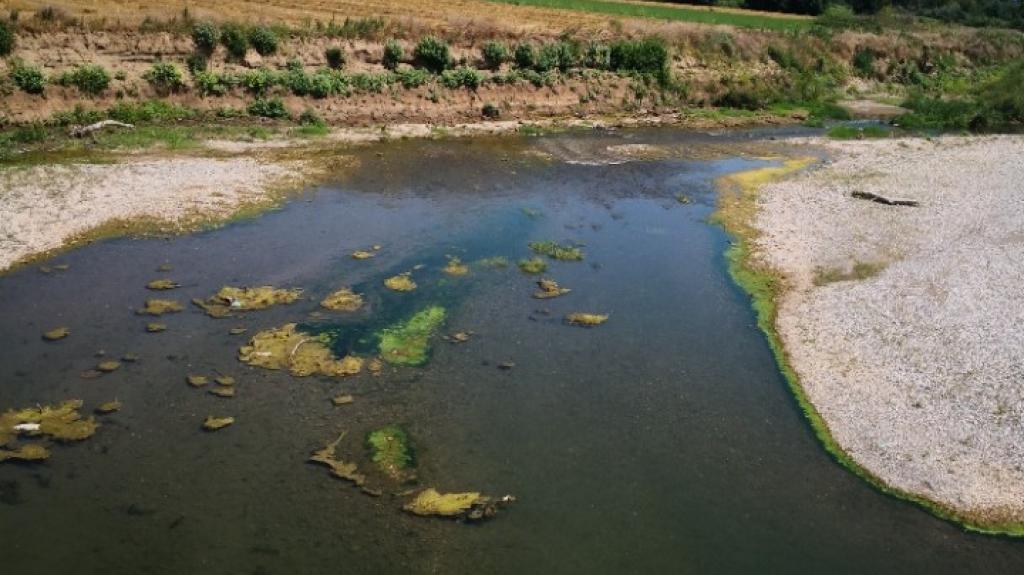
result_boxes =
[851,190,919,207]
[69,120,135,138]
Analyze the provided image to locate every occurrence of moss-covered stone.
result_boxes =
[321,288,364,311]
[378,306,447,366]
[367,425,414,480]
[186,374,209,387]
[194,286,303,318]
[208,387,235,398]
[96,361,121,373]
[202,416,234,431]
[42,327,70,341]
[239,323,363,377]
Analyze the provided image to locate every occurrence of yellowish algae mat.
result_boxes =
[137,298,184,316]
[320,288,364,312]
[194,286,303,317]
[0,400,98,463]
[384,272,417,292]
[565,313,608,327]
[239,323,363,377]
[403,488,513,521]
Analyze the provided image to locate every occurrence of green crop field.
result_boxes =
[488,0,811,30]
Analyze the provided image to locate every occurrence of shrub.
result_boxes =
[351,72,394,93]
[298,108,325,126]
[248,26,278,56]
[609,38,669,79]
[482,102,500,118]
[283,68,312,96]
[242,68,278,94]
[107,100,195,124]
[976,60,1024,124]
[58,64,111,96]
[440,67,483,90]
[185,52,208,74]
[194,71,227,96]
[395,67,430,89]
[191,22,219,55]
[308,71,336,98]
[536,41,577,72]
[852,48,876,78]
[414,36,451,73]
[10,61,45,94]
[383,39,403,70]
[143,62,184,94]
[482,41,508,70]
[325,46,345,69]
[248,97,288,119]
[0,20,14,57]
[514,43,536,69]
[221,24,249,61]
[585,42,611,70]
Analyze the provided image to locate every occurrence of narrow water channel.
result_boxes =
[1,128,1021,574]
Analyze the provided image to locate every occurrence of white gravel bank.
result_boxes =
[754,135,1024,526]
[0,157,299,271]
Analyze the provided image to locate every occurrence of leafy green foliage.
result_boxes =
[440,67,484,89]
[325,46,346,69]
[396,67,431,88]
[220,24,249,61]
[248,97,288,119]
[57,65,111,96]
[852,47,876,78]
[191,22,219,55]
[482,41,509,70]
[610,38,669,79]
[514,43,537,69]
[107,100,196,124]
[383,39,403,70]
[585,42,611,69]
[248,26,278,56]
[142,62,184,94]
[10,60,45,94]
[413,36,451,73]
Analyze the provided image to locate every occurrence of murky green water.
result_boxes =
[1,128,1023,574]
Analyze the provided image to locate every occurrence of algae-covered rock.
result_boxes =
[146,322,167,333]
[528,240,584,261]
[214,376,235,386]
[209,387,235,398]
[443,257,469,276]
[146,279,181,290]
[202,416,234,431]
[351,250,374,260]
[43,327,70,341]
[378,306,447,366]
[0,400,97,450]
[367,425,414,480]
[533,279,571,299]
[331,394,354,406]
[565,313,608,327]
[238,323,363,377]
[321,288,364,312]
[403,488,514,521]
[137,299,183,316]
[194,286,303,318]
[96,361,121,373]
[384,273,417,292]
[518,257,547,274]
[0,443,51,462]
[95,401,122,414]
[309,432,366,487]
[186,374,209,387]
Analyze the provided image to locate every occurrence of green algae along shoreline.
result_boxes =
[715,150,1024,537]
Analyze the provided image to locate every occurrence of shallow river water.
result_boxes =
[1,128,1023,574]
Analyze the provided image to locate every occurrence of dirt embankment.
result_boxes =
[751,135,1024,532]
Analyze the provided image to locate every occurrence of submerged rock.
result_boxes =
[533,279,571,299]
[321,288,364,312]
[146,279,181,290]
[194,286,303,318]
[403,488,514,521]
[309,432,366,487]
[384,273,417,292]
[367,425,415,481]
[202,416,234,431]
[377,306,447,366]
[565,313,609,327]
[528,240,584,261]
[238,323,363,377]
[42,327,70,341]
[443,256,469,276]
[518,257,547,274]
[137,299,184,316]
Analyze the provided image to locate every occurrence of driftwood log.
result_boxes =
[851,190,919,207]
[69,120,135,138]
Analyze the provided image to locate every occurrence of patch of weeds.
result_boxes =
[142,62,185,95]
[440,67,483,90]
[248,97,289,119]
[383,39,403,70]
[56,64,111,96]
[9,60,46,94]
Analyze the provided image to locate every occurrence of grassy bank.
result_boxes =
[715,158,1024,536]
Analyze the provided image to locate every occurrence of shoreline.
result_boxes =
[719,135,1024,535]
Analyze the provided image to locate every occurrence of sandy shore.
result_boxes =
[0,156,302,271]
[752,135,1024,529]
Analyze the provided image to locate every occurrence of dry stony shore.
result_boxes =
[753,135,1024,528]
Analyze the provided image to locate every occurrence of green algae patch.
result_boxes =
[43,327,70,341]
[202,416,234,431]
[384,272,417,292]
[518,257,547,274]
[146,279,181,290]
[0,400,98,455]
[403,488,514,521]
[533,279,570,299]
[239,323,363,377]
[528,240,583,261]
[309,432,367,487]
[477,256,509,269]
[137,298,183,316]
[194,286,303,318]
[565,313,608,327]
[377,306,447,367]
[367,425,415,481]
[443,256,469,276]
[321,288,364,312]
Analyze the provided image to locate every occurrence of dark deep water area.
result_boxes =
[1,128,1023,574]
